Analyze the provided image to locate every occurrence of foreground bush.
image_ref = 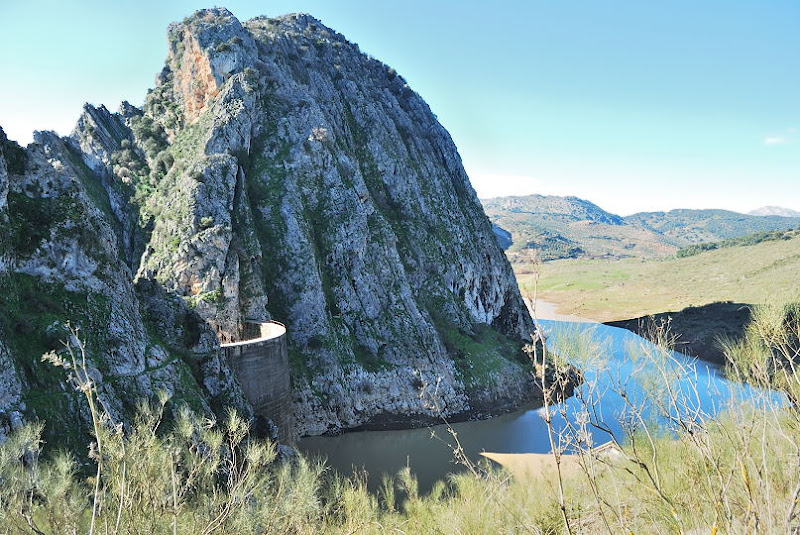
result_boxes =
[2,303,800,533]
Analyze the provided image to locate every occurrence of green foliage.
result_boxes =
[676,241,718,257]
[185,289,224,309]
[0,272,111,450]
[425,297,526,388]
[352,343,388,373]
[0,132,27,174]
[0,273,109,364]
[0,402,588,534]
[4,306,800,532]
[4,192,62,255]
[677,225,800,258]
[142,76,183,134]
[129,114,168,161]
[242,133,292,321]
[722,301,800,398]
[63,144,118,225]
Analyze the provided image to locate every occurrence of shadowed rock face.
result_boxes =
[606,302,753,365]
[1,8,539,438]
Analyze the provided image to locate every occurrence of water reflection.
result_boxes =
[299,321,786,491]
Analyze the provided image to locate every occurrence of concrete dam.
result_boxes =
[221,321,293,441]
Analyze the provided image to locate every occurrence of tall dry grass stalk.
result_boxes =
[2,299,800,532]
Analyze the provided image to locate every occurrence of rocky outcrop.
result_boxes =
[0,341,25,440]
[166,9,258,123]
[0,8,545,440]
[0,125,250,449]
[0,127,23,213]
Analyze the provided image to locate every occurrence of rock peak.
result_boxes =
[165,7,257,122]
[0,8,541,438]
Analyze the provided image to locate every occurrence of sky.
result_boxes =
[1,1,798,215]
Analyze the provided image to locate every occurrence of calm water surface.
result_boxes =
[299,321,784,491]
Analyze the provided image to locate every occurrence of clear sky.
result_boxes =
[2,1,798,215]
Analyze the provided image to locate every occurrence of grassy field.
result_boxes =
[516,234,800,322]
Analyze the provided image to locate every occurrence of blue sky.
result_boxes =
[2,1,798,215]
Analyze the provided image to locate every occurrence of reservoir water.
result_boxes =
[299,320,785,491]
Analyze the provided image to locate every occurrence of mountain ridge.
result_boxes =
[482,194,676,261]
[625,208,800,247]
[748,206,800,217]
[484,194,800,261]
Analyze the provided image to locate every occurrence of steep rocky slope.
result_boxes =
[0,127,250,446]
[1,9,541,439]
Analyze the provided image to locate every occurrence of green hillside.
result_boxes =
[625,208,800,247]
[517,232,800,322]
[482,195,676,261]
[483,196,800,263]
[676,225,800,257]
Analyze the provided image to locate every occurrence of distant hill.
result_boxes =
[676,226,800,258]
[749,206,800,217]
[482,196,800,262]
[481,195,676,261]
[625,209,800,247]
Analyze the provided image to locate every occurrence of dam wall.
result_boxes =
[221,321,293,441]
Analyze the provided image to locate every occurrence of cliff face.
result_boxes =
[0,126,250,445]
[1,8,538,438]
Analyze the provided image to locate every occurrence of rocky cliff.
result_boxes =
[1,8,541,439]
[0,125,250,447]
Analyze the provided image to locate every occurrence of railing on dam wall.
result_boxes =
[220,321,293,442]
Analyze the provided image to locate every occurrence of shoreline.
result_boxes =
[480,452,585,480]
[525,297,597,323]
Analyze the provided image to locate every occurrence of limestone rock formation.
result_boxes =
[0,8,543,439]
[0,126,249,446]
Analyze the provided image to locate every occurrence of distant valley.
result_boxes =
[483,194,800,262]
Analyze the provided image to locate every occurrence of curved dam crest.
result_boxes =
[221,321,293,441]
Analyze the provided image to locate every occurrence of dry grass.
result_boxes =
[518,236,800,321]
[3,303,800,533]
